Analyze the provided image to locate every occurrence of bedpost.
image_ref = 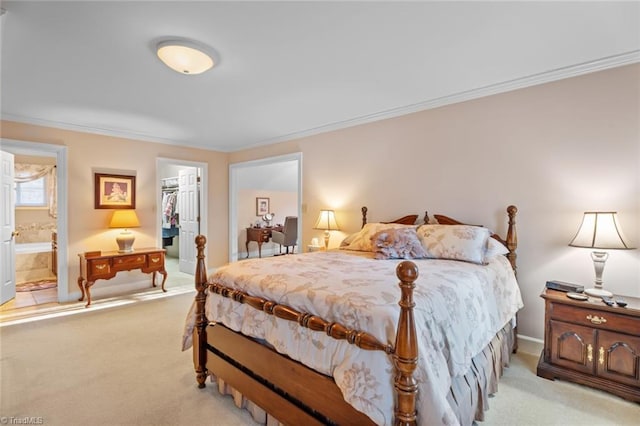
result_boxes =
[194,235,208,388]
[506,205,518,274]
[361,206,368,228]
[423,211,429,224]
[393,261,419,426]
[505,205,519,353]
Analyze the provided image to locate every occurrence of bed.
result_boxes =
[184,205,522,425]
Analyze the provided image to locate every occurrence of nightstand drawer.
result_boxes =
[550,302,639,337]
[112,254,146,271]
[147,252,164,270]
[89,259,111,276]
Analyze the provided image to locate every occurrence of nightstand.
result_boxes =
[536,288,640,402]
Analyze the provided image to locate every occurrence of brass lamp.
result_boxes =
[314,210,340,250]
[569,211,634,297]
[109,210,140,253]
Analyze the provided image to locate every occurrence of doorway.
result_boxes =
[229,153,302,263]
[0,139,68,307]
[156,158,207,275]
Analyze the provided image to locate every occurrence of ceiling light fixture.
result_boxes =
[156,39,214,75]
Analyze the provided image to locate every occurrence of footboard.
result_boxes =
[192,236,420,425]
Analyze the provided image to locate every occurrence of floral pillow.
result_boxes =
[371,228,428,260]
[416,224,490,264]
[485,237,509,259]
[342,222,417,252]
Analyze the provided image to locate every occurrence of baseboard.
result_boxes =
[517,334,544,356]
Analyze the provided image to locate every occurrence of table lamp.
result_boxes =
[110,210,140,253]
[569,211,634,297]
[314,209,340,250]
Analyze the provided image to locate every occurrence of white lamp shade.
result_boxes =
[314,210,339,231]
[569,212,633,250]
[157,40,214,75]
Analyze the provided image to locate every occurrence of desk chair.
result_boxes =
[272,216,298,254]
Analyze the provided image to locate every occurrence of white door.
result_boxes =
[178,167,199,274]
[0,151,16,305]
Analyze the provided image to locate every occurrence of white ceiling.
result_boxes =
[1,1,639,152]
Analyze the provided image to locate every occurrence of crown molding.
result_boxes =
[246,50,640,150]
[3,50,639,152]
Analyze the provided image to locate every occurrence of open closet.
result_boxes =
[161,176,179,249]
[157,160,205,275]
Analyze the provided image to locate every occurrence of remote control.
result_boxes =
[616,298,628,308]
[601,296,615,307]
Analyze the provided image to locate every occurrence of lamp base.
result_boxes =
[116,231,135,253]
[584,287,613,298]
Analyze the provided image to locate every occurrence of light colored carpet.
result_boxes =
[1,291,637,426]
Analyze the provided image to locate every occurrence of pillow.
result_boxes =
[485,237,509,259]
[371,228,428,260]
[340,232,358,247]
[342,222,417,252]
[416,224,490,264]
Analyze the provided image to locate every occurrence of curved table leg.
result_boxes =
[84,281,94,307]
[77,277,86,302]
[151,270,168,292]
[160,270,168,292]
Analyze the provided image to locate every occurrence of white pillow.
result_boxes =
[342,222,417,252]
[416,224,491,265]
[485,237,509,259]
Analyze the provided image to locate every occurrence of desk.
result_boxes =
[78,248,167,307]
[246,226,283,258]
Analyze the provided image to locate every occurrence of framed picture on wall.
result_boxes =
[256,197,270,216]
[94,173,136,209]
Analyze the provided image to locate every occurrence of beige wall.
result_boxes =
[2,64,638,341]
[230,64,640,341]
[1,122,229,298]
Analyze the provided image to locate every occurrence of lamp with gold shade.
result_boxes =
[314,210,340,250]
[569,211,634,297]
[109,210,140,253]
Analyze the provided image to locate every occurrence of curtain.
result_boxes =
[14,163,57,218]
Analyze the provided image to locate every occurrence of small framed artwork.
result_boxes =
[256,197,270,216]
[94,173,136,209]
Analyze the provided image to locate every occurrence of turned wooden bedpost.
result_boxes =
[506,205,518,275]
[361,206,368,228]
[194,235,208,388]
[505,205,518,353]
[393,261,419,426]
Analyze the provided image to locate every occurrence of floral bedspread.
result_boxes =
[183,250,523,426]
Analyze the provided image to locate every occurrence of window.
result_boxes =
[16,176,48,207]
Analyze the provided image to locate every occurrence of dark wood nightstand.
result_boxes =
[537,288,640,402]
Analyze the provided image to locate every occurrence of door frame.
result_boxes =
[156,157,208,273]
[0,138,69,302]
[229,152,302,263]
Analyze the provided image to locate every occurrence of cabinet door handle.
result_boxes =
[587,344,593,362]
[586,314,607,325]
[598,346,605,365]
[151,258,160,263]
[95,264,107,270]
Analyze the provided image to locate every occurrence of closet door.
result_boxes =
[178,167,199,274]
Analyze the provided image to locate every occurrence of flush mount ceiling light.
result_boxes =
[156,39,214,75]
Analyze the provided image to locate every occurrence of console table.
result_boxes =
[246,226,283,258]
[77,248,167,307]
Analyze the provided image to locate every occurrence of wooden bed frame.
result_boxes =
[193,205,518,425]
